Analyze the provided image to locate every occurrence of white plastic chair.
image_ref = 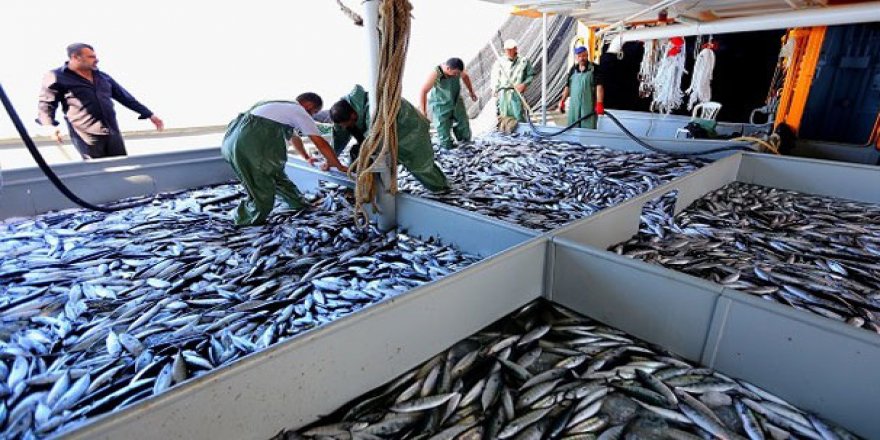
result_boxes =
[692,101,722,121]
[676,101,722,138]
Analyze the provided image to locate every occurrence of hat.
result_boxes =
[573,46,587,55]
[503,39,518,49]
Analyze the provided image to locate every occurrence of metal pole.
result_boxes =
[363,0,397,231]
[365,0,380,118]
[541,12,548,125]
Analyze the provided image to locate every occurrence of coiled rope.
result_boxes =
[350,0,411,226]
[650,39,687,114]
[686,47,716,109]
[638,40,660,98]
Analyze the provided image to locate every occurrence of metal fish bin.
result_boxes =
[3,144,877,439]
[60,233,874,439]
[284,298,861,440]
[553,152,880,437]
[0,150,535,439]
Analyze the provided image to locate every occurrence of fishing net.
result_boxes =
[463,15,578,125]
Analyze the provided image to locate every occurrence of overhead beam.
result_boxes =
[617,2,880,41]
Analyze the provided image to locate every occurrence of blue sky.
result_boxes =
[0,1,510,139]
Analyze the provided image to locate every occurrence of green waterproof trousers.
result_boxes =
[568,67,597,129]
[397,101,450,192]
[497,88,527,122]
[429,66,471,149]
[221,113,307,226]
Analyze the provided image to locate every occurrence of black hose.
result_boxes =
[602,111,757,157]
[523,104,758,157]
[527,111,597,137]
[0,82,151,212]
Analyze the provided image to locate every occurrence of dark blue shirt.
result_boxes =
[37,63,152,135]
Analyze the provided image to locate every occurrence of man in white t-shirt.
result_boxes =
[221,93,347,226]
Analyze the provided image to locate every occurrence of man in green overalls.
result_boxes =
[329,85,449,192]
[492,39,535,123]
[419,57,478,149]
[221,93,347,226]
[558,46,605,129]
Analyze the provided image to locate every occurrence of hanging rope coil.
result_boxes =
[686,47,716,109]
[650,39,687,114]
[351,0,412,225]
[638,40,660,98]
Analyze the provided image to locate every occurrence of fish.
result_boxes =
[0,182,480,438]
[613,182,880,334]
[289,300,856,440]
[399,133,706,231]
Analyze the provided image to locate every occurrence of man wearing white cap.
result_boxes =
[491,39,534,124]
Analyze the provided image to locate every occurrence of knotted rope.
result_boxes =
[351,0,412,226]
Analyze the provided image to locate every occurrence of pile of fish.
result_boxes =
[0,183,479,439]
[615,182,880,333]
[284,300,858,439]
[399,134,706,231]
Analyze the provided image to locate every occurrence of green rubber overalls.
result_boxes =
[429,66,471,149]
[332,85,449,192]
[568,63,598,129]
[221,101,307,226]
[494,56,535,122]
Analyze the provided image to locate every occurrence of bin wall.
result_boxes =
[1,149,233,219]
[705,291,880,439]
[550,239,722,361]
[61,238,548,440]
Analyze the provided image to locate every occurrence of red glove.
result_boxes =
[558,100,566,113]
[595,102,604,115]
[668,46,682,57]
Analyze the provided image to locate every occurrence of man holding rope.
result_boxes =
[491,39,535,125]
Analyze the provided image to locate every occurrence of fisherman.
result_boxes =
[221,93,347,226]
[329,84,449,192]
[491,39,535,126]
[558,46,605,129]
[419,57,478,149]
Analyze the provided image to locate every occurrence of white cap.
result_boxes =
[503,39,518,49]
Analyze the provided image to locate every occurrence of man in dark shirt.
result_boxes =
[37,43,164,159]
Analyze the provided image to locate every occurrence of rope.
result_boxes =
[686,47,715,110]
[350,0,411,226]
[731,135,781,155]
[638,40,660,98]
[335,0,364,26]
[650,39,687,114]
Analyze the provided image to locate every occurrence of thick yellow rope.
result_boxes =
[351,0,411,226]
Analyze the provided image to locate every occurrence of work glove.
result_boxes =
[595,102,604,115]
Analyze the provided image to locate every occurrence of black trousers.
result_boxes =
[67,122,127,159]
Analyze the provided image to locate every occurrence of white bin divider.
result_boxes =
[282,159,540,258]
[738,152,880,204]
[397,193,541,257]
[284,157,354,193]
[549,237,724,362]
[552,153,742,251]
[1,149,235,219]
[59,237,548,440]
[705,289,880,439]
